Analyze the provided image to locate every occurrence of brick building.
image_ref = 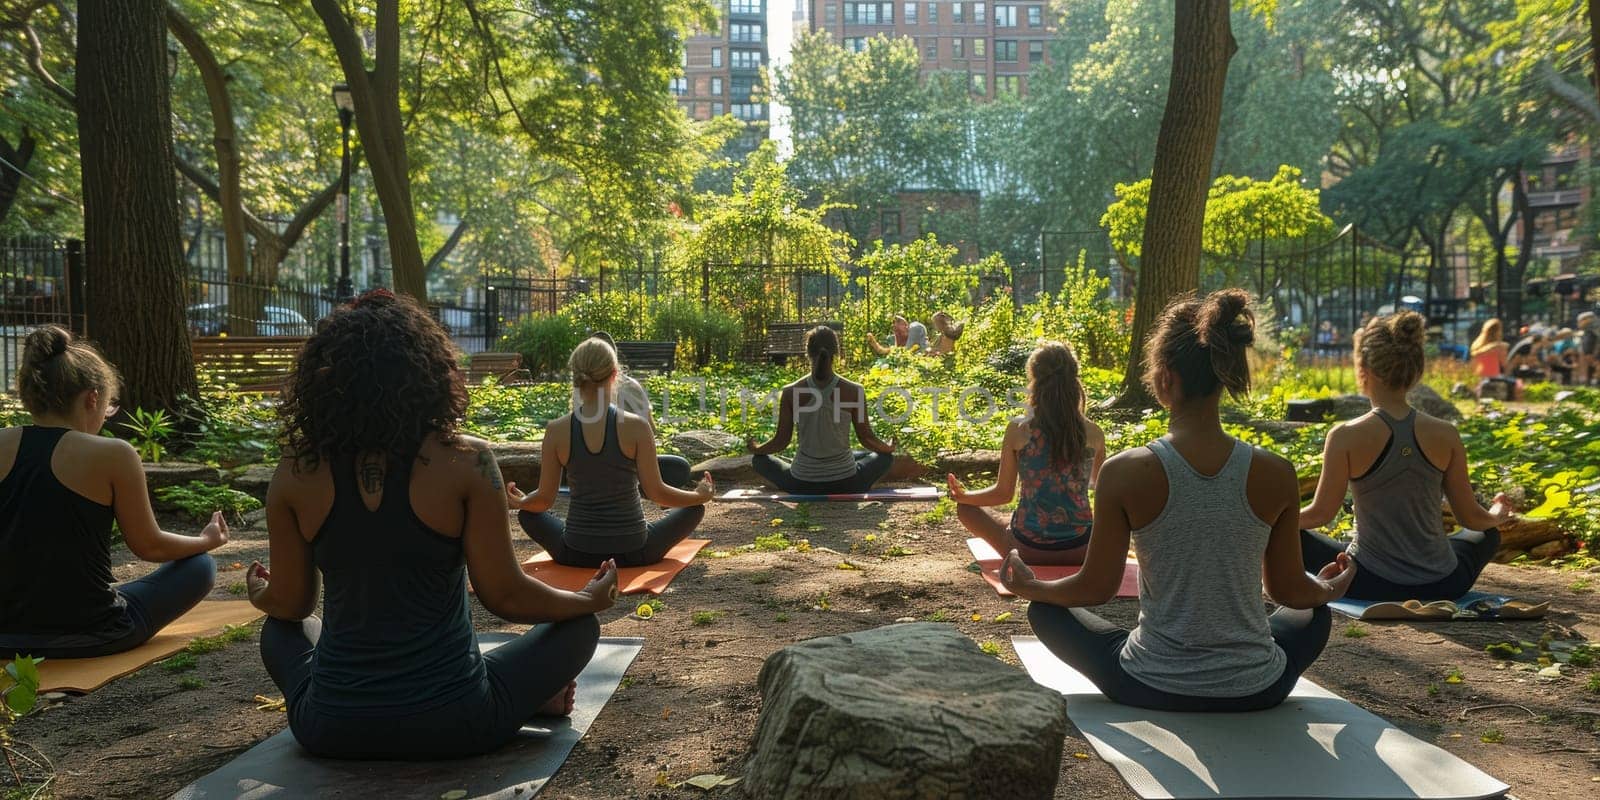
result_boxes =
[674,1,770,153]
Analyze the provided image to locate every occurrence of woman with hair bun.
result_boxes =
[1004,290,1354,711]
[508,336,713,566]
[1299,311,1511,601]
[747,325,898,493]
[0,326,225,659]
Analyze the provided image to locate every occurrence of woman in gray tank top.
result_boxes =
[508,338,714,567]
[1002,291,1355,711]
[748,326,898,494]
[1300,312,1512,601]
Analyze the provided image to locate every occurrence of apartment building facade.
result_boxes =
[674,1,770,152]
[806,0,1054,97]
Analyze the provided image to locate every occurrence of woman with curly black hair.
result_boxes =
[246,290,616,760]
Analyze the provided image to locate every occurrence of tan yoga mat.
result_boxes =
[966,538,1140,599]
[519,538,709,595]
[3,601,263,694]
[1013,636,1509,800]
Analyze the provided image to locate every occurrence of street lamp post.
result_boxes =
[332,83,355,303]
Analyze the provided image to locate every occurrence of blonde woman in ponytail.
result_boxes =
[0,326,226,659]
[507,337,714,566]
[947,341,1104,565]
[1299,311,1512,601]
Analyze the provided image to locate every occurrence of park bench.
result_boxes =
[191,336,306,392]
[463,352,531,385]
[765,321,844,363]
[616,340,677,375]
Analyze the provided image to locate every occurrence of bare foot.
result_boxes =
[537,681,577,717]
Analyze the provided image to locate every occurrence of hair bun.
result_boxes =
[22,325,70,367]
[1198,289,1255,349]
[1391,310,1425,347]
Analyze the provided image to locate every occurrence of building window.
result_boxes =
[731,49,762,69]
[669,77,687,96]
[730,0,763,13]
[998,75,1020,96]
[927,2,937,23]
[1028,40,1044,64]
[731,75,756,100]
[924,36,938,59]
[952,38,963,58]
[732,102,765,120]
[995,40,1016,62]
[712,102,725,116]
[844,36,865,51]
[996,4,1016,26]
[825,2,837,23]
[711,47,723,67]
[953,2,963,23]
[972,38,985,58]
[730,22,762,42]
[904,2,917,23]
[881,210,902,241]
[711,77,724,95]
[974,2,986,23]
[1027,4,1042,26]
[970,73,985,95]
[845,2,891,24]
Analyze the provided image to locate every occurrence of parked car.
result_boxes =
[187,303,313,337]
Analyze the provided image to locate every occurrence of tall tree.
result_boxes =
[76,0,197,414]
[1114,0,1237,408]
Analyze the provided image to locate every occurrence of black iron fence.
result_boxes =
[0,237,83,393]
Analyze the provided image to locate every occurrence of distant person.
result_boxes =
[1003,290,1353,712]
[1578,311,1598,385]
[1299,311,1513,602]
[588,331,691,488]
[929,311,965,356]
[1469,318,1516,400]
[508,338,713,567]
[0,326,224,660]
[947,341,1104,565]
[1507,330,1546,381]
[866,315,928,355]
[748,326,897,494]
[1546,328,1580,385]
[247,291,612,760]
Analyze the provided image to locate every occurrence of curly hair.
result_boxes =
[279,290,467,469]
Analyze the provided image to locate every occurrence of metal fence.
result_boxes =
[0,237,83,393]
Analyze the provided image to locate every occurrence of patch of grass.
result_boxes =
[1479,727,1503,744]
[640,598,665,613]
[160,653,197,673]
[618,677,634,690]
[1570,645,1594,668]
[3,784,47,800]
[1484,641,1523,660]
[979,640,1002,657]
[1426,683,1439,697]
[690,611,718,626]
[748,572,773,585]
[774,613,790,623]
[812,592,830,611]
[1343,623,1369,639]
[186,623,254,654]
[227,581,247,596]
[753,532,792,552]
[1570,578,1593,594]
[884,544,914,557]
[917,497,956,525]
[1444,667,1465,684]
[178,676,205,691]
[1587,673,1600,693]
[927,609,953,622]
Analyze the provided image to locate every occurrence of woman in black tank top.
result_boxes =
[247,292,618,759]
[0,327,225,660]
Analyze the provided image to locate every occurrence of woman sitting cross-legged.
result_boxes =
[247,291,616,760]
[508,337,713,567]
[948,341,1104,565]
[1003,290,1356,712]
[1299,311,1512,602]
[0,326,225,660]
[747,325,897,494]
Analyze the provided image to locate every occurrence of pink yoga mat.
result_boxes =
[966,538,1140,599]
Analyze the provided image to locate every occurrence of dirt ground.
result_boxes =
[10,496,1600,800]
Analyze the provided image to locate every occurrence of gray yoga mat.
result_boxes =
[1013,636,1508,800]
[171,634,643,800]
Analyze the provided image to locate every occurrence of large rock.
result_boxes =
[143,461,222,492]
[693,453,760,486]
[229,462,277,500]
[1407,383,1461,421]
[668,429,745,463]
[1287,385,1461,423]
[743,623,1068,800]
[933,450,1002,477]
[492,441,544,488]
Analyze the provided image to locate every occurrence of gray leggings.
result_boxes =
[260,614,600,760]
[750,450,895,494]
[1027,603,1331,712]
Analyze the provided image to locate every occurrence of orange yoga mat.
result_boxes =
[4,600,264,694]
[517,538,710,596]
[966,538,1141,599]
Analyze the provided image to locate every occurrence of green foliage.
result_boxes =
[1343,623,1369,639]
[2,657,41,718]
[178,676,205,691]
[1479,727,1504,744]
[120,408,174,463]
[690,610,718,626]
[497,314,584,379]
[753,533,793,552]
[979,640,1002,657]
[186,624,254,655]
[154,481,262,523]
[650,298,742,368]
[160,653,198,673]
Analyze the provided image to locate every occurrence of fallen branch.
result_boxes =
[1458,703,1537,721]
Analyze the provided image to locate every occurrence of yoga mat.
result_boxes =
[1012,636,1509,800]
[718,485,943,502]
[520,538,708,595]
[170,634,644,800]
[1329,591,1522,621]
[966,538,1140,599]
[2,601,263,694]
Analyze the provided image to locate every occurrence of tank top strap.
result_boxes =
[1145,438,1183,480]
[601,405,622,456]
[17,426,69,469]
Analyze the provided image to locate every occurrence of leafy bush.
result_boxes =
[651,297,743,367]
[564,290,654,341]
[497,314,583,378]
[154,481,263,523]
[120,407,173,463]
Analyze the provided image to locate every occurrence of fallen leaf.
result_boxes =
[970,613,982,621]
[682,774,728,790]
[1073,753,1091,760]
[837,561,859,570]
[994,612,1013,623]
[441,791,467,800]
[1537,665,1562,678]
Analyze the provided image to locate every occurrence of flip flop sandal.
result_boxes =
[1363,599,1455,621]
[1464,599,1550,620]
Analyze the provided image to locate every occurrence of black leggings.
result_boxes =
[2,554,216,660]
[1027,603,1331,712]
[750,450,895,494]
[259,614,599,760]
[1298,528,1500,601]
[519,506,705,568]
[656,455,692,489]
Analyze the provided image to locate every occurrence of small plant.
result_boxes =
[748,572,773,585]
[979,640,1002,657]
[154,481,262,523]
[160,653,197,673]
[753,533,792,552]
[928,609,952,622]
[177,676,205,691]
[1587,673,1600,693]
[1444,667,1465,685]
[1570,578,1593,594]
[691,611,718,626]
[885,545,914,557]
[1426,683,1439,697]
[1569,645,1594,668]
[186,624,254,655]
[1343,623,1368,639]
[812,592,831,611]
[228,581,247,596]
[774,613,790,623]
[917,497,955,526]
[1479,727,1503,744]
[1484,642,1523,660]
[119,407,173,463]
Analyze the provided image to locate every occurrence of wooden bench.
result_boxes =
[765,321,843,363]
[615,340,677,375]
[191,336,307,392]
[463,352,530,384]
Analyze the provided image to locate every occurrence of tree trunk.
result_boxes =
[0,130,36,225]
[1506,170,1535,327]
[310,0,427,302]
[76,0,197,415]
[1113,0,1236,408]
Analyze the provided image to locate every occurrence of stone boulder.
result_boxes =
[492,441,544,489]
[143,462,222,492]
[933,450,1002,477]
[743,623,1069,800]
[1287,385,1461,423]
[1407,383,1461,421]
[668,430,745,463]
[693,453,761,486]
[228,462,277,500]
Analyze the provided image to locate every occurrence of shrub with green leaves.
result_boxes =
[497,313,584,378]
[154,482,262,523]
[120,407,173,463]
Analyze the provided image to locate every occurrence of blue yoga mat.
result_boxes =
[717,486,942,503]
[1328,591,1507,620]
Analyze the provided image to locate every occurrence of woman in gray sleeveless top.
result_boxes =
[748,326,898,494]
[1003,291,1355,711]
[1300,312,1511,601]
[509,338,714,567]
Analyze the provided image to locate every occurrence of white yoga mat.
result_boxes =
[1013,636,1508,800]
